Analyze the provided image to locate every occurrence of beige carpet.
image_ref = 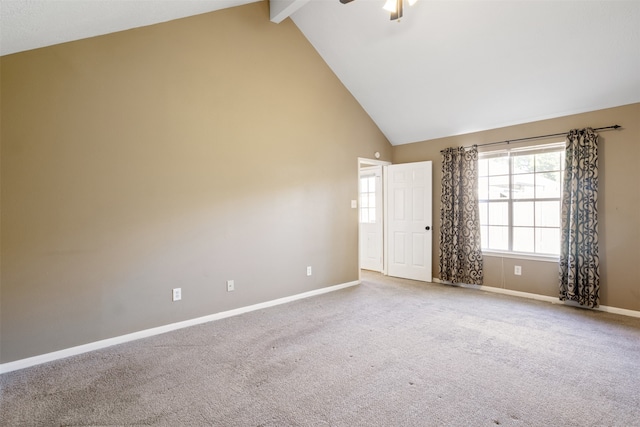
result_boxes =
[2,271,640,426]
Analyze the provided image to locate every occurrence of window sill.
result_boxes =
[481,251,559,263]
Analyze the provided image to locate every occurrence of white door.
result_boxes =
[386,161,432,282]
[359,167,383,272]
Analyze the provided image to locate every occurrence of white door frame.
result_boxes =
[357,158,391,281]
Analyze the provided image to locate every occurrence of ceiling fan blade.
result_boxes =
[339,0,355,4]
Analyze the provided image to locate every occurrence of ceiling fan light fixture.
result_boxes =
[345,0,417,21]
[382,0,397,13]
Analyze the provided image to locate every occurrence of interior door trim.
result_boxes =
[357,157,391,283]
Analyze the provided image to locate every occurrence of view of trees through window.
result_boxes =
[478,144,565,255]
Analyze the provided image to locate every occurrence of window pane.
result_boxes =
[488,202,508,226]
[536,171,561,198]
[478,158,489,177]
[369,176,376,192]
[478,177,489,200]
[488,226,508,250]
[369,207,376,223]
[479,145,564,255]
[360,177,368,193]
[535,201,560,227]
[369,193,376,208]
[481,226,488,249]
[488,176,509,199]
[488,157,509,175]
[536,228,560,255]
[479,202,488,225]
[360,208,368,223]
[513,227,535,252]
[536,152,561,172]
[360,194,368,208]
[512,173,534,199]
[513,201,534,226]
[513,154,534,174]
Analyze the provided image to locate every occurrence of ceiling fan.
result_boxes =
[339,0,418,21]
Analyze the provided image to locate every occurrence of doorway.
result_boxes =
[358,158,390,273]
[357,158,433,282]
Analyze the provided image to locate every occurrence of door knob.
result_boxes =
[425,226,431,231]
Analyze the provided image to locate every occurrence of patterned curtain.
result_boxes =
[559,128,600,308]
[439,146,483,285]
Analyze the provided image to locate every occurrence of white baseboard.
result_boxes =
[591,304,640,318]
[433,278,640,319]
[0,280,360,375]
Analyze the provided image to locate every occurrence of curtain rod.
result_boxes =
[442,125,621,152]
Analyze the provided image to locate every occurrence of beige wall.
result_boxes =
[0,2,392,363]
[394,103,640,312]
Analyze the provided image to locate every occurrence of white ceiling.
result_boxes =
[2,0,639,145]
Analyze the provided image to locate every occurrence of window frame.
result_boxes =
[478,142,565,261]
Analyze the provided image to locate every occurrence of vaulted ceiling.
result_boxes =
[2,0,639,145]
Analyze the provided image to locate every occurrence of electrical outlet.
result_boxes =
[307,266,312,276]
[172,288,182,301]
[514,265,522,276]
[351,200,357,209]
[227,280,235,292]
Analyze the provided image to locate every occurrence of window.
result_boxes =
[478,143,565,256]
[359,174,377,223]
